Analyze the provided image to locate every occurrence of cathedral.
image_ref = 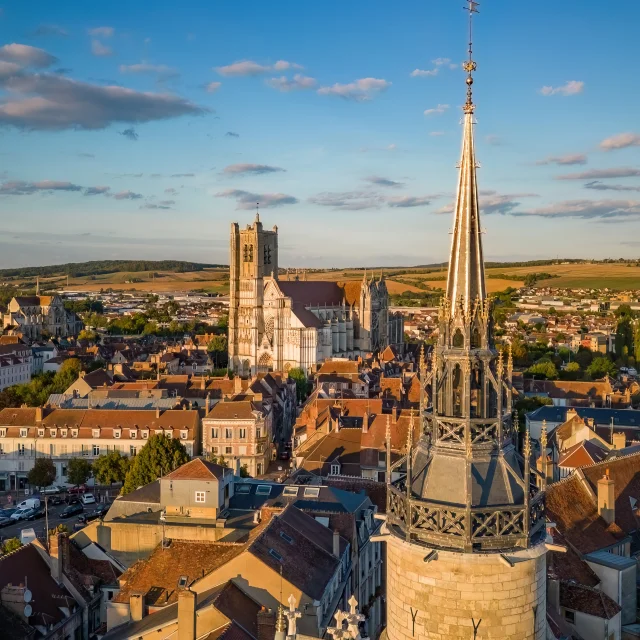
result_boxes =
[228,217,403,376]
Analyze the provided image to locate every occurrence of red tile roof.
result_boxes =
[164,458,226,481]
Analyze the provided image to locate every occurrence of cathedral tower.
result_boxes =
[383,4,547,638]
[228,212,278,376]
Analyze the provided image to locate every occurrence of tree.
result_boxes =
[574,347,594,370]
[49,524,69,536]
[207,335,228,370]
[239,464,250,478]
[28,458,56,489]
[123,434,189,494]
[78,329,98,342]
[586,356,617,380]
[52,358,83,392]
[526,361,558,380]
[288,367,309,403]
[514,396,553,429]
[560,361,582,381]
[67,458,92,487]
[1,538,22,554]
[93,450,130,486]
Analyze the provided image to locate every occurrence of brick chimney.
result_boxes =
[333,529,340,558]
[49,532,66,584]
[257,607,276,640]
[35,407,43,423]
[130,593,145,622]
[392,403,399,424]
[362,409,369,434]
[156,407,161,419]
[178,588,196,640]
[612,432,626,450]
[205,393,211,415]
[598,469,615,525]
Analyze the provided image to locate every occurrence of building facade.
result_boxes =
[228,216,403,376]
[0,341,32,390]
[381,16,547,639]
[3,295,83,340]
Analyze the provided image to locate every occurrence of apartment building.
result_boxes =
[0,341,32,390]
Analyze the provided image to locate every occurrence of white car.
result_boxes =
[81,493,96,505]
[10,507,33,521]
[41,485,63,495]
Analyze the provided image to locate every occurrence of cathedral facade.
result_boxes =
[228,216,403,376]
[3,295,82,340]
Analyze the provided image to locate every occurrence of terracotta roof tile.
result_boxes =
[560,582,621,619]
[164,458,226,481]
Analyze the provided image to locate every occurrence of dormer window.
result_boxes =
[71,429,78,438]
[20,429,27,438]
[61,429,67,438]
[50,429,57,438]
[0,429,6,438]
[155,429,163,436]
[130,430,137,439]
[37,429,44,437]
[142,430,149,439]
[114,430,121,439]
[180,430,188,440]
[92,429,100,438]
[330,463,341,476]
[165,430,172,439]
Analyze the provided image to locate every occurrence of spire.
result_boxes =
[445,0,486,317]
[255,202,260,223]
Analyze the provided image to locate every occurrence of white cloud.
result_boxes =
[514,199,640,219]
[88,27,114,38]
[215,189,298,209]
[0,43,57,68]
[317,78,391,102]
[119,63,180,79]
[424,104,449,116]
[411,68,438,77]
[433,58,451,66]
[386,195,433,208]
[215,59,303,77]
[584,181,640,193]
[273,60,303,71]
[437,190,538,216]
[91,40,113,57]
[266,74,316,92]
[539,80,584,96]
[600,133,640,151]
[556,168,640,180]
[536,154,588,166]
[365,176,404,188]
[430,131,444,137]
[223,163,285,175]
[113,190,143,200]
[205,81,222,93]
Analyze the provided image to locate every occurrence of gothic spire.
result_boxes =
[445,0,486,317]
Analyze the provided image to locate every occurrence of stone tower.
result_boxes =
[383,4,547,639]
[228,212,278,376]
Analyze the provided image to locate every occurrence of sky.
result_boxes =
[0,0,638,268]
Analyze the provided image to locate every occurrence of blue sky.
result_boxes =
[0,0,638,268]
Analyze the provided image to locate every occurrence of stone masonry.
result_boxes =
[385,535,547,640]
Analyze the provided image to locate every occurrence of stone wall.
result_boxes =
[386,534,546,640]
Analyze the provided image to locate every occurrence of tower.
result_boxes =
[228,209,279,376]
[383,4,546,638]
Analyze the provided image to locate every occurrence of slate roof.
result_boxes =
[528,406,640,429]
[277,281,344,306]
[560,582,621,620]
[558,440,608,469]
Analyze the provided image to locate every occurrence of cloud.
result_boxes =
[88,27,114,38]
[205,81,221,93]
[84,185,110,195]
[539,80,584,96]
[0,180,83,195]
[556,168,640,180]
[223,163,285,175]
[317,77,391,102]
[141,201,173,210]
[430,131,444,137]
[119,63,180,79]
[386,196,433,208]
[266,74,317,92]
[214,59,302,77]
[0,73,205,130]
[119,128,139,141]
[273,60,303,71]
[600,133,640,151]
[91,40,113,57]
[514,199,640,220]
[436,190,539,216]
[164,187,178,194]
[113,190,143,200]
[170,173,195,177]
[485,134,502,146]
[31,25,69,38]
[0,43,57,68]
[424,104,449,116]
[78,152,95,158]
[584,181,640,192]
[159,199,175,205]
[0,61,23,78]
[308,191,382,211]
[225,131,239,138]
[365,176,404,188]
[433,58,451,66]
[411,68,438,77]
[536,153,588,166]
[215,189,298,209]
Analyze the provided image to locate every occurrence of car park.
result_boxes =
[48,495,65,506]
[60,503,83,519]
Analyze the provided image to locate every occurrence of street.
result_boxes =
[0,501,85,541]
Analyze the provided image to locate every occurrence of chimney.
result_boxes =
[362,409,369,434]
[234,376,242,393]
[612,432,626,450]
[257,607,277,640]
[547,578,561,616]
[200,376,205,391]
[333,529,340,558]
[156,407,161,419]
[205,393,211,415]
[130,593,145,622]
[49,533,64,583]
[598,469,615,525]
[392,403,399,424]
[178,588,197,640]
[35,407,43,423]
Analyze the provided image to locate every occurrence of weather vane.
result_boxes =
[463,0,479,113]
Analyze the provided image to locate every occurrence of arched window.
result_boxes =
[471,328,481,349]
[258,352,273,372]
[452,364,462,417]
[452,329,464,348]
[470,363,483,418]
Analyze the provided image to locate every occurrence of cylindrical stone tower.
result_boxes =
[382,4,547,638]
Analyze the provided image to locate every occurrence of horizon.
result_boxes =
[0,0,638,268]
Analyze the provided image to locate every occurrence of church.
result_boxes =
[3,293,82,340]
[228,216,403,376]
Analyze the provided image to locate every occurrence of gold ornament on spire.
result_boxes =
[463,0,479,114]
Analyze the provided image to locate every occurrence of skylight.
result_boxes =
[256,485,272,496]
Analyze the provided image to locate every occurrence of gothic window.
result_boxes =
[453,329,464,348]
[452,364,462,417]
[264,316,274,341]
[258,352,273,372]
[471,327,481,349]
[243,244,248,262]
[470,363,483,419]
[248,245,254,262]
[264,244,272,265]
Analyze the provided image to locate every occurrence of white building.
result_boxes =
[0,341,32,390]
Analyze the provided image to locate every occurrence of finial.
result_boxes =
[462,0,479,114]
[275,605,287,633]
[523,422,531,459]
[255,202,260,223]
[541,419,547,447]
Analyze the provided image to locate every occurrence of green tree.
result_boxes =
[93,450,130,486]
[28,458,56,489]
[288,367,309,403]
[123,434,189,494]
[586,356,617,380]
[239,464,250,478]
[78,329,98,342]
[560,361,582,381]
[526,361,559,380]
[52,358,83,392]
[514,396,553,428]
[67,458,92,487]
[1,538,22,554]
[49,524,69,536]
[207,335,228,369]
[573,347,594,370]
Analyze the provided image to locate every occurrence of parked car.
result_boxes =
[68,485,87,495]
[80,503,110,523]
[27,506,45,521]
[279,450,290,460]
[0,509,18,528]
[41,485,64,495]
[66,495,81,506]
[60,503,83,519]
[48,495,65,506]
[81,493,96,506]
[11,507,36,521]
[16,498,40,510]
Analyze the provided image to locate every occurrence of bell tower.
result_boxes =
[382,4,547,639]
[228,209,278,376]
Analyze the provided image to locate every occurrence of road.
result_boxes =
[0,500,89,541]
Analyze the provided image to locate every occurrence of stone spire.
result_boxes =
[445,0,486,318]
